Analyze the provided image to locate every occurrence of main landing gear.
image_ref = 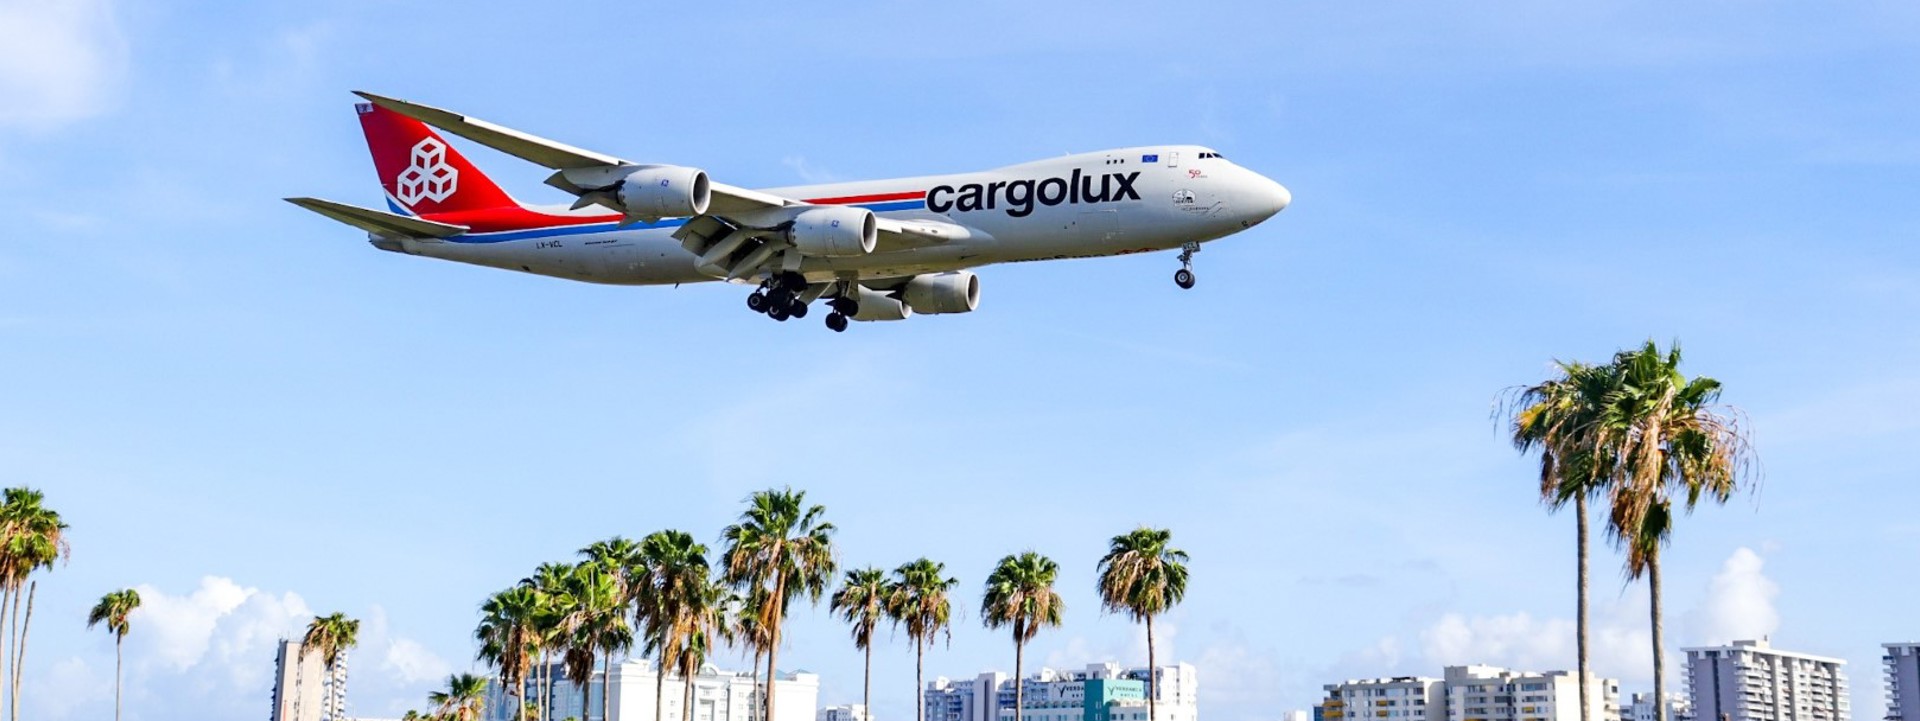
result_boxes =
[748,272,810,323]
[748,273,859,332]
[1174,241,1200,289]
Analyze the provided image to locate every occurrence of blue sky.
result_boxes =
[3,1,1918,720]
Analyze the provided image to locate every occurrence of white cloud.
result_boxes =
[1683,547,1779,645]
[0,0,128,131]
[21,577,458,721]
[385,637,454,685]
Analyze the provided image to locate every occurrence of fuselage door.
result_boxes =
[1165,152,1179,168]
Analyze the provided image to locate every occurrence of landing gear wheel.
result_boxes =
[789,301,809,319]
[830,297,861,316]
[747,292,768,312]
[825,313,849,333]
[1174,241,1200,290]
[1174,268,1196,289]
[768,305,792,322]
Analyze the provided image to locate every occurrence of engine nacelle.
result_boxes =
[787,206,877,257]
[616,165,710,220]
[851,286,911,322]
[901,271,980,314]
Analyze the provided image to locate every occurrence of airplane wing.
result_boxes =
[285,197,469,238]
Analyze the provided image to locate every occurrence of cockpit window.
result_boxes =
[1197,152,1227,160]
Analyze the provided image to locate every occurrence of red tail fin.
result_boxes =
[357,102,517,216]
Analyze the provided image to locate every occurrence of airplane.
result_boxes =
[288,92,1291,332]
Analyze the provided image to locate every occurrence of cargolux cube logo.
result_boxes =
[395,138,458,206]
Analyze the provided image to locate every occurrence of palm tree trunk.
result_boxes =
[1013,639,1025,721]
[2,585,15,721]
[765,573,787,721]
[1146,616,1157,721]
[604,649,613,721]
[914,637,924,721]
[1649,550,1666,721]
[11,581,34,721]
[684,663,696,721]
[1576,494,1591,721]
[115,636,124,721]
[657,653,668,721]
[750,650,762,721]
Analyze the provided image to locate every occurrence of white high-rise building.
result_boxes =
[1318,676,1446,721]
[1683,639,1849,721]
[486,660,818,721]
[272,639,350,721]
[1443,665,1619,721]
[1885,644,1920,721]
[925,664,1197,721]
[821,706,871,721]
[1627,693,1691,721]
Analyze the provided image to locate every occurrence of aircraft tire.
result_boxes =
[790,301,809,319]
[826,313,849,332]
[769,305,791,322]
[1174,269,1196,289]
[748,292,768,312]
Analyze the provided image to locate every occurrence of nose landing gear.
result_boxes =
[1174,241,1200,289]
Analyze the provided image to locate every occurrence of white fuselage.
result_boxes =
[382,145,1291,285]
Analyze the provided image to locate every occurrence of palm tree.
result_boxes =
[981,552,1063,721]
[671,575,734,721]
[582,537,646,721]
[87,588,142,721]
[641,530,712,721]
[830,567,890,720]
[727,588,774,718]
[522,562,577,721]
[1596,342,1753,721]
[720,489,837,721]
[479,586,544,721]
[301,612,362,721]
[429,672,490,721]
[1508,360,1620,721]
[561,563,629,721]
[888,559,957,721]
[1096,528,1189,721]
[0,488,68,721]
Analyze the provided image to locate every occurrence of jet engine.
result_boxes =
[615,165,710,220]
[851,286,911,321]
[901,271,980,314]
[787,206,877,257]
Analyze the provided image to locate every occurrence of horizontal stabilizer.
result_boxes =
[285,197,469,238]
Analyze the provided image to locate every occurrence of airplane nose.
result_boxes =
[1246,174,1290,221]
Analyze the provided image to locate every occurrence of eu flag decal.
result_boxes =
[1142,154,1159,162]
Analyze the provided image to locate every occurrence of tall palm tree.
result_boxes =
[888,559,956,721]
[582,537,646,721]
[562,563,629,721]
[87,588,142,721]
[830,568,890,721]
[1508,360,1620,721]
[0,487,68,721]
[727,588,773,720]
[642,530,712,721]
[522,562,577,721]
[1096,528,1189,721]
[720,489,837,721]
[429,672,490,721]
[301,612,362,721]
[1596,342,1753,721]
[479,586,544,721]
[671,575,734,721]
[981,553,1063,721]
